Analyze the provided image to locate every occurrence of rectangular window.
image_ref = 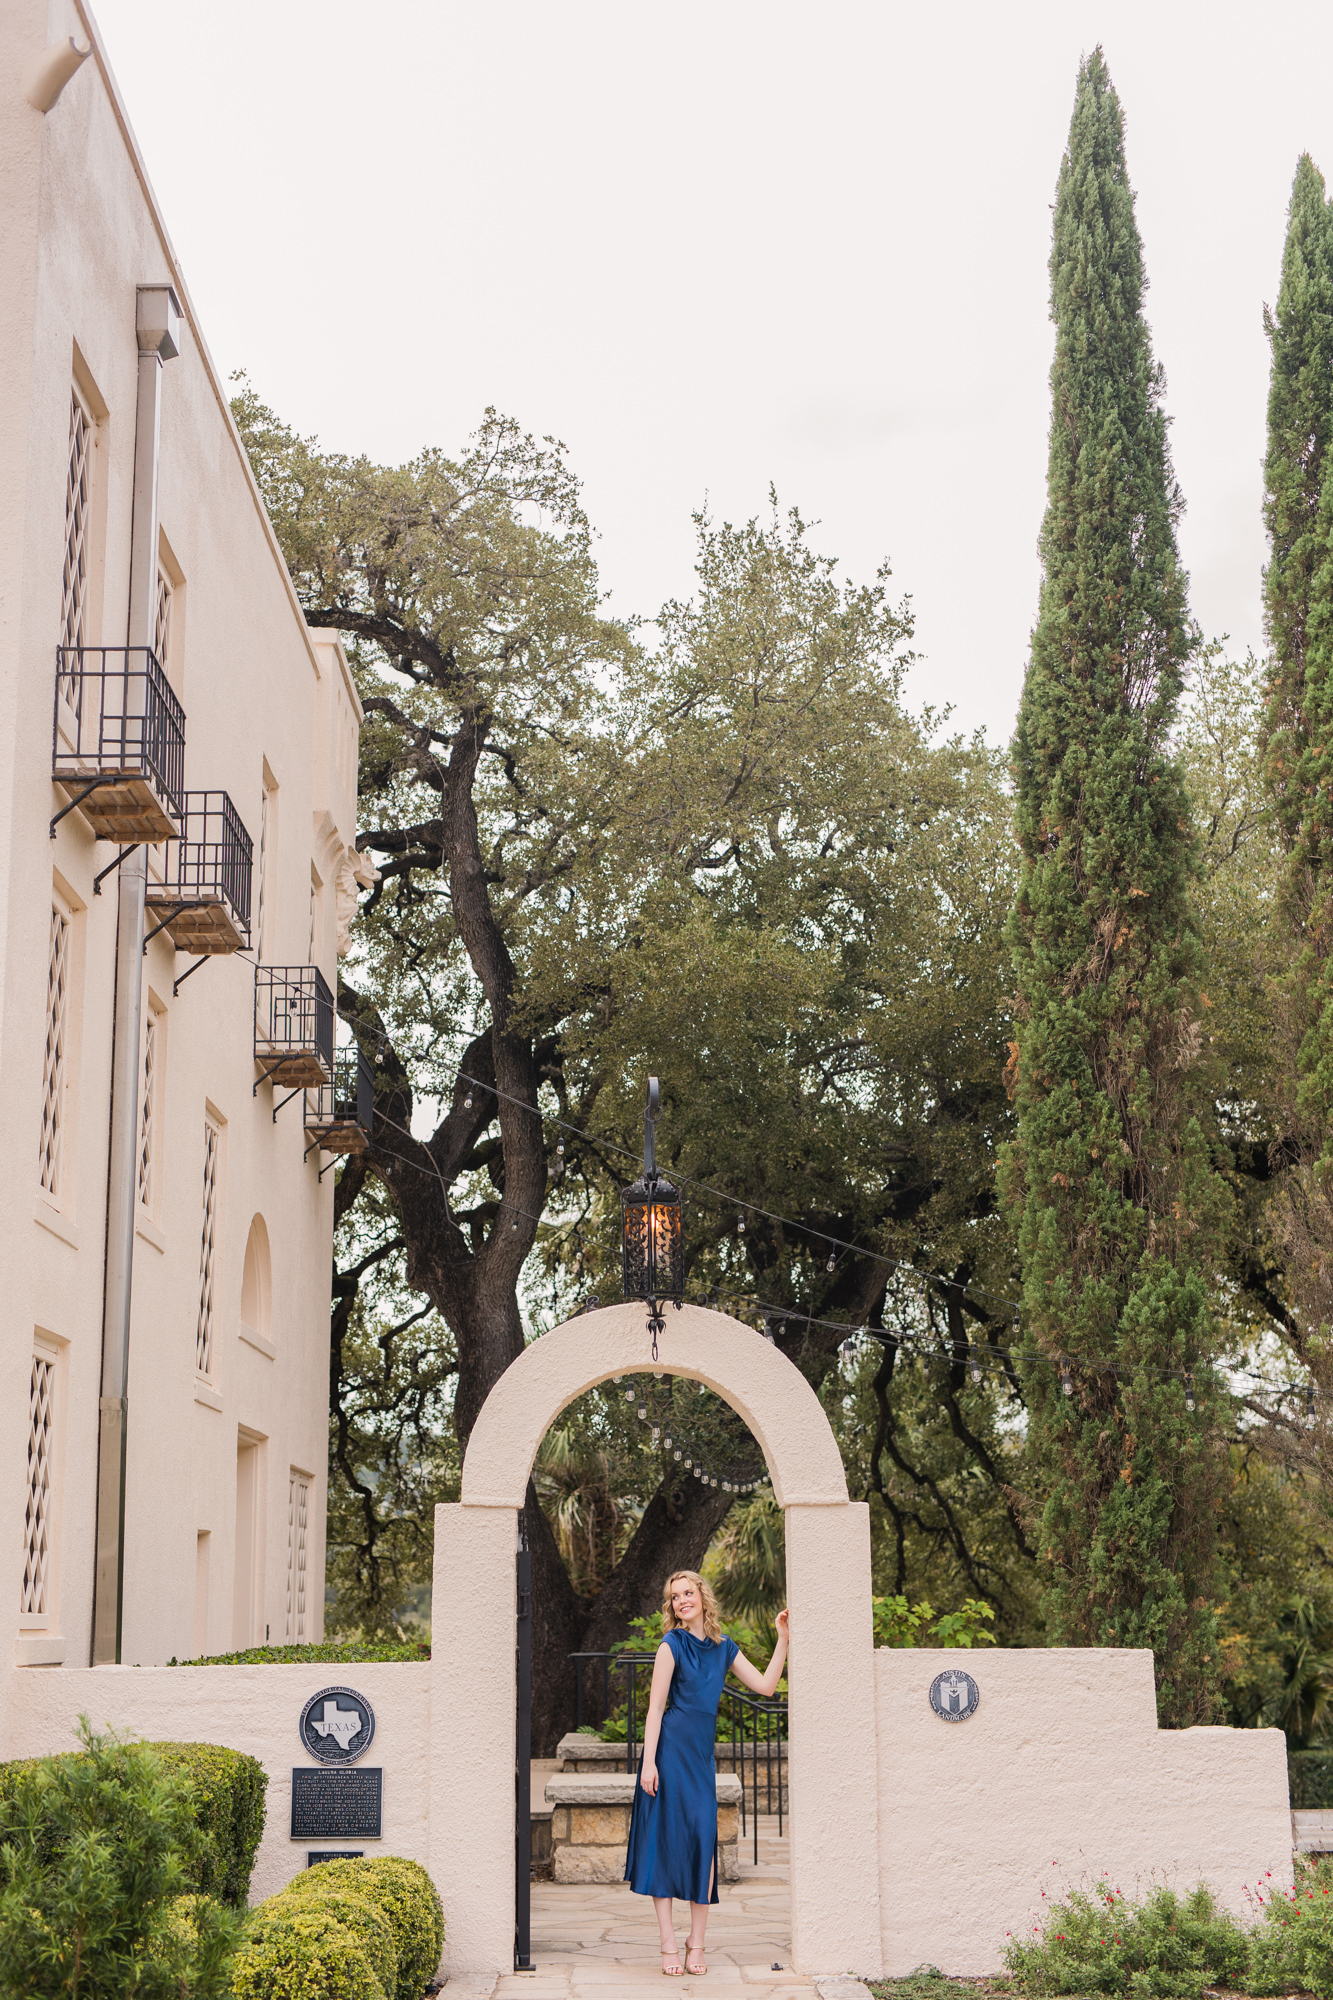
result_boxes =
[39,903,71,1197]
[286,1470,311,1642]
[255,771,277,962]
[61,389,92,654]
[20,1345,57,1627]
[153,567,173,673]
[197,1118,220,1376]
[137,1008,159,1210]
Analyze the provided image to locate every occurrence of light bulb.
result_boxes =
[464,1092,473,1109]
[638,1406,647,1421]
[674,1449,681,1461]
[826,1254,836,1272]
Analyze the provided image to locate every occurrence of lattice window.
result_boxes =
[256,785,271,962]
[21,1351,56,1623]
[39,905,71,1196]
[197,1120,219,1376]
[286,1471,310,1642]
[137,1013,158,1209]
[61,392,92,657]
[153,568,173,672]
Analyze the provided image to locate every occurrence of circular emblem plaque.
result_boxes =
[929,1669,980,1723]
[299,1685,376,1764]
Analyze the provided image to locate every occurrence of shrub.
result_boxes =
[148,1742,267,1905]
[229,1905,385,2000]
[0,1736,267,1910]
[0,1720,245,1999]
[168,1642,428,1666]
[1002,1877,1248,1997]
[284,1856,444,1999]
[1291,1750,1333,1807]
[1249,1856,1333,1995]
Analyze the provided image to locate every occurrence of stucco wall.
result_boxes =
[874,1647,1293,1976]
[0,0,362,1671]
[0,1661,430,1904]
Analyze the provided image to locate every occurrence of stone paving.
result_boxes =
[442,1817,873,2000]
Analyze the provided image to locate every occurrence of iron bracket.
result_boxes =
[142,905,188,952]
[172,955,210,998]
[50,776,115,839]
[271,1086,302,1123]
[92,845,136,895]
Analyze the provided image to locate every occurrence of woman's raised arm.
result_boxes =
[728,1607,789,1699]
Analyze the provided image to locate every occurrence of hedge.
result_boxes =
[232,1856,444,2000]
[0,1738,266,1907]
[1291,1751,1333,1809]
[285,1856,444,1999]
[230,1905,386,2000]
[168,1641,429,1666]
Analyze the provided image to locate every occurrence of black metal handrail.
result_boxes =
[254,965,334,1084]
[569,1647,787,1865]
[152,791,253,940]
[304,1044,374,1147]
[53,646,186,823]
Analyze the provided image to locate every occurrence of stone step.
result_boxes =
[543,1771,744,1885]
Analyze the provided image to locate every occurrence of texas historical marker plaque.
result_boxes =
[290,1765,383,1840]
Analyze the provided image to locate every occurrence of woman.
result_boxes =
[625,1570,789,1977]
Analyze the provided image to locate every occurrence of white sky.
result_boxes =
[90,0,1333,744]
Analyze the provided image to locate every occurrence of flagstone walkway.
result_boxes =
[441,1817,874,2000]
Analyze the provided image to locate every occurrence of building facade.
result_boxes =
[0,0,365,1669]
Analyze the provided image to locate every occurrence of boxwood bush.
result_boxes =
[230,1855,443,2000]
[284,1856,444,2000]
[0,1735,266,1909]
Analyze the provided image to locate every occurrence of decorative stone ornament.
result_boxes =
[299,1684,376,1763]
[929,1669,980,1722]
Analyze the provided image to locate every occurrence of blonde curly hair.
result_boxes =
[661,1569,723,1643]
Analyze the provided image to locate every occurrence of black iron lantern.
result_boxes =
[621,1076,683,1358]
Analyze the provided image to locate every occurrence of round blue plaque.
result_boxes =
[299,1685,376,1764]
[928,1669,979,1722]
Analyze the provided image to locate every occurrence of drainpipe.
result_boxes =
[90,285,181,1666]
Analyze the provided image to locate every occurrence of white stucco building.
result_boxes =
[0,0,366,1670]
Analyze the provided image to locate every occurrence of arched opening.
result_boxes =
[239,1214,272,1347]
[429,1301,882,1980]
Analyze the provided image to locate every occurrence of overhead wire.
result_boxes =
[340,1071,1315,1412]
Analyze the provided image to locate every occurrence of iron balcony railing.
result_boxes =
[52,646,186,840]
[569,1648,787,1863]
[304,1043,374,1156]
[144,791,253,954]
[253,965,334,1089]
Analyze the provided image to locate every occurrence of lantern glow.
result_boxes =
[621,1076,684,1359]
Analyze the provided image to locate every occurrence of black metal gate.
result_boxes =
[514,1533,533,1972]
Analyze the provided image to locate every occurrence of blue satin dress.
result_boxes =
[625,1629,739,1904]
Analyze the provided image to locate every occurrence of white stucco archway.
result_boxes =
[428,1301,884,1979]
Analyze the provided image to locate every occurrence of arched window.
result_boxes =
[240,1215,272,1346]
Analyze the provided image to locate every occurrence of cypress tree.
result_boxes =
[1002,49,1228,1726]
[1262,155,1333,839]
[1259,161,1333,1144]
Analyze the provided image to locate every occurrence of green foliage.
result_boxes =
[143,1743,267,1907]
[229,1906,384,2000]
[1001,48,1229,1725]
[0,1721,246,1999]
[171,1642,428,1666]
[282,1856,444,2000]
[1262,155,1333,832]
[1249,1856,1333,1996]
[705,1492,786,1624]
[871,1596,996,1648]
[1001,1877,1248,1997]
